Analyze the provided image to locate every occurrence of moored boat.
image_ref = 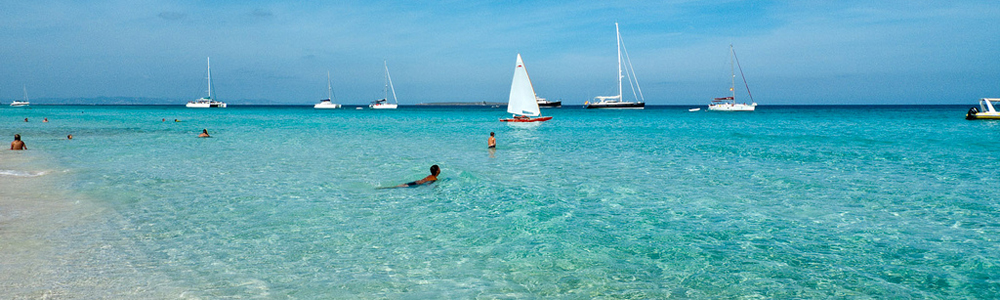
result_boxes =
[708,45,756,112]
[11,85,29,107]
[186,57,227,108]
[536,96,561,108]
[314,71,341,109]
[585,22,645,110]
[966,98,1000,120]
[369,60,399,109]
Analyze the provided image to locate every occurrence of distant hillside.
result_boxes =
[5,97,283,105]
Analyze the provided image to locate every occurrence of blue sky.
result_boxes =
[2,0,998,105]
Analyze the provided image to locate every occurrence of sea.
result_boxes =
[0,105,997,299]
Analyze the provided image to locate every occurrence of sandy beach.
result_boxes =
[0,151,176,299]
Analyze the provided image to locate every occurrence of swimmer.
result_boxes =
[10,134,27,150]
[383,165,440,188]
[24,118,28,122]
[67,134,73,140]
[198,129,210,138]
[488,132,496,148]
[43,118,48,123]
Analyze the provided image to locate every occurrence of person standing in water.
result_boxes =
[386,165,440,188]
[488,132,496,148]
[198,129,210,138]
[10,134,27,150]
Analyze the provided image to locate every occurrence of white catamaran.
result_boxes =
[501,54,552,123]
[709,45,757,112]
[585,22,645,109]
[369,60,398,109]
[314,71,341,109]
[10,85,30,107]
[186,57,227,108]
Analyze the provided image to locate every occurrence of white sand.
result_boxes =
[0,151,182,299]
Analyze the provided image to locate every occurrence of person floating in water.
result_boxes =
[488,132,496,148]
[43,118,48,123]
[24,118,28,122]
[384,165,440,188]
[198,129,210,138]
[10,134,27,150]
[67,134,73,140]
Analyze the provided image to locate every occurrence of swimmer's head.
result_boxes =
[430,165,440,176]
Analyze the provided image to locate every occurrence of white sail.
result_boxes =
[507,54,540,117]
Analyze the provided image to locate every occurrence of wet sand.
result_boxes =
[0,152,177,299]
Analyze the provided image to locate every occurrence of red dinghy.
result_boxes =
[500,116,553,122]
[500,54,552,123]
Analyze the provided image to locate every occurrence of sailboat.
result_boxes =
[369,60,399,109]
[314,71,341,109]
[186,57,227,108]
[709,45,757,112]
[500,54,552,123]
[585,22,645,109]
[10,85,30,107]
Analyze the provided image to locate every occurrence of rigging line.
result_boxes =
[732,48,754,103]
[385,61,398,104]
[620,37,644,102]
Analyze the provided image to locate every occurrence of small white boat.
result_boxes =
[708,45,756,112]
[585,23,645,110]
[370,60,399,109]
[314,71,341,109]
[688,108,700,112]
[10,85,29,107]
[966,98,1000,120]
[186,57,227,108]
[500,54,552,123]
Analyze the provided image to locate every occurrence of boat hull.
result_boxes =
[500,116,553,122]
[370,103,398,109]
[537,100,561,108]
[314,102,341,109]
[10,101,29,107]
[186,102,227,108]
[708,103,756,111]
[584,102,644,109]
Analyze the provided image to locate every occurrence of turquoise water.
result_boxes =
[1,105,998,298]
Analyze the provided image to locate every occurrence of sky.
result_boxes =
[2,0,999,105]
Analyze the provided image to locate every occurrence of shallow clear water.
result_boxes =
[1,105,998,298]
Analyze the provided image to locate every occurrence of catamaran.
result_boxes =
[314,71,341,109]
[708,45,756,112]
[369,60,399,109]
[966,98,1000,120]
[10,85,29,107]
[585,22,645,109]
[186,57,227,108]
[501,54,552,123]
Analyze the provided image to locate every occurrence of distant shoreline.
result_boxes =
[416,101,506,106]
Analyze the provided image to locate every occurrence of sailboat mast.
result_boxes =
[616,22,622,100]
[383,60,388,102]
[385,60,398,104]
[207,57,213,99]
[327,71,332,100]
[23,85,28,101]
[730,45,735,101]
